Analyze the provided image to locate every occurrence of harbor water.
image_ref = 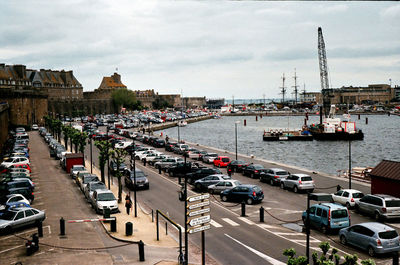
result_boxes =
[162,114,400,175]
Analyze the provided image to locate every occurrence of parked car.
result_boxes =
[208,180,242,194]
[167,162,205,178]
[165,141,178,152]
[331,189,364,208]
[91,190,119,214]
[84,181,107,200]
[280,173,315,193]
[213,156,231,168]
[109,161,127,175]
[79,174,99,191]
[0,207,45,234]
[242,164,266,179]
[355,194,400,220]
[193,174,231,192]
[339,222,400,257]
[0,194,30,209]
[70,165,87,179]
[259,168,290,186]
[153,139,165,148]
[187,149,200,159]
[1,187,34,204]
[302,203,350,234]
[0,179,35,192]
[202,153,218,164]
[154,157,184,170]
[186,168,222,184]
[31,124,39,130]
[220,184,264,205]
[1,157,30,168]
[227,160,249,173]
[124,168,149,190]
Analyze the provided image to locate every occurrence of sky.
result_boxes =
[1,1,399,100]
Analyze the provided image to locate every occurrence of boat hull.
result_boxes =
[311,131,364,141]
[263,135,313,141]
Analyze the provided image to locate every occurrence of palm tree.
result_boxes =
[71,130,81,153]
[95,140,111,184]
[111,148,128,203]
[62,125,70,149]
[54,119,63,142]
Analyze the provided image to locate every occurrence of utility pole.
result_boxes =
[301,83,306,103]
[292,68,299,105]
[263,94,266,110]
[280,73,286,103]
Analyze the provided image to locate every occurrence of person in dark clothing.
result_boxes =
[125,193,132,215]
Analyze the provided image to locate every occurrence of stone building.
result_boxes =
[0,103,9,153]
[134,89,156,109]
[183,97,206,109]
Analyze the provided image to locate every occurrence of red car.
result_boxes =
[213,156,231,167]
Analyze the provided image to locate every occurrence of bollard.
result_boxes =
[244,119,247,126]
[38,221,43,237]
[337,185,341,192]
[126,222,133,236]
[111,217,117,232]
[103,207,110,219]
[158,167,161,174]
[165,221,168,235]
[256,116,258,121]
[366,117,368,124]
[241,202,246,217]
[260,207,264,222]
[152,209,154,222]
[358,114,360,120]
[139,240,145,261]
[143,159,146,166]
[260,114,262,119]
[388,112,391,117]
[393,251,399,265]
[60,217,65,236]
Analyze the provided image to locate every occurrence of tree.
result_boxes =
[111,87,138,111]
[152,96,172,110]
[111,148,128,203]
[78,132,88,153]
[62,125,70,148]
[54,119,62,142]
[95,140,111,184]
[71,130,81,153]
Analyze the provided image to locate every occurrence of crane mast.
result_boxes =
[318,27,331,117]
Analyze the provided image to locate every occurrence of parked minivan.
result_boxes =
[302,203,350,234]
[355,194,400,220]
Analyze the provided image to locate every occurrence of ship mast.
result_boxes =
[292,68,299,105]
[318,27,331,117]
[280,73,286,103]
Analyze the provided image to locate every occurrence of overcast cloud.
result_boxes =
[1,1,399,99]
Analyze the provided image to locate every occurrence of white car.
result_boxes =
[208,179,242,194]
[1,157,30,168]
[202,153,218,164]
[331,189,364,208]
[91,190,119,214]
[134,148,155,159]
[115,141,133,149]
[31,124,39,130]
[0,194,30,211]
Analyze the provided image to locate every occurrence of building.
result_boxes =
[369,160,400,198]
[301,92,321,103]
[183,97,206,109]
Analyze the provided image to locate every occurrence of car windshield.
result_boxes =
[301,176,313,181]
[91,183,106,191]
[84,176,98,183]
[253,186,262,193]
[352,192,364,199]
[73,167,85,171]
[234,181,241,186]
[98,193,116,201]
[222,175,231,180]
[277,171,289,175]
[1,211,17,220]
[379,230,398,239]
[222,158,230,162]
[132,172,146,178]
[254,165,264,170]
[386,200,400,207]
[331,209,348,218]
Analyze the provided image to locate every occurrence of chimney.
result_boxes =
[112,73,121,84]
[14,64,26,79]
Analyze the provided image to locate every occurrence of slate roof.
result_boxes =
[370,160,400,181]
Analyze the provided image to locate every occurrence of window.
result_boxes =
[343,192,349,198]
[322,209,328,218]
[9,196,20,202]
[316,208,322,216]
[386,200,400,207]
[226,182,232,187]
[15,211,25,220]
[309,207,316,214]
[335,191,344,196]
[332,209,348,218]
[25,210,34,217]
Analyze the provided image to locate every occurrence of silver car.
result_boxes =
[0,207,45,234]
[339,222,400,257]
[208,180,241,194]
[355,194,400,220]
[280,173,314,193]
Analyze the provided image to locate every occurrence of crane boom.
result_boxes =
[318,27,331,117]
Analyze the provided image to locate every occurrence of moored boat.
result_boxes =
[263,128,313,141]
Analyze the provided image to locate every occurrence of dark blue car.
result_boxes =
[220,184,264,205]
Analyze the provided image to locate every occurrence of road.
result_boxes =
[85,126,399,265]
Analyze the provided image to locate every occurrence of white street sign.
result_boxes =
[187,207,210,217]
[187,194,210,203]
[187,200,210,210]
[188,215,211,226]
[187,223,211,234]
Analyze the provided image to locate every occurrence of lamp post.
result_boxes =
[106,123,110,189]
[130,140,137,217]
[235,121,240,160]
[183,153,188,264]
[178,123,180,143]
[348,140,352,189]
[90,136,93,174]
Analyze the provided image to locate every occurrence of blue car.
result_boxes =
[339,222,400,257]
[220,184,264,205]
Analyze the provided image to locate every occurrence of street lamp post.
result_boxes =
[106,124,110,189]
[178,123,180,143]
[131,141,137,217]
[184,153,188,264]
[348,140,352,189]
[90,137,93,174]
[235,121,240,160]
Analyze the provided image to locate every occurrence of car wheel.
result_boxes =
[367,246,375,257]
[294,186,299,193]
[374,212,381,221]
[188,178,193,184]
[340,235,347,245]
[2,226,12,235]
[270,179,274,186]
[221,195,228,202]
[345,202,351,208]
[302,217,306,226]
[246,198,253,205]
[280,182,285,189]
[321,225,329,234]
[209,189,214,194]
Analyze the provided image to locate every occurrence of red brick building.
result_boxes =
[369,160,400,198]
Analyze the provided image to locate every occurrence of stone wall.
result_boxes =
[48,98,115,116]
[0,103,9,154]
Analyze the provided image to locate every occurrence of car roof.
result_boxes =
[339,189,362,193]
[96,189,113,194]
[269,168,288,172]
[373,194,400,200]
[238,184,258,188]
[292,173,310,177]
[319,203,347,210]
[357,222,396,232]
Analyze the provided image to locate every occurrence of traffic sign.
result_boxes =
[187,200,210,210]
[187,223,211,234]
[187,194,210,203]
[188,215,210,227]
[187,207,210,217]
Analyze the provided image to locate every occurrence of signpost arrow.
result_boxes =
[187,200,210,210]
[187,223,211,234]
[187,207,210,217]
[187,194,210,203]
[188,215,211,227]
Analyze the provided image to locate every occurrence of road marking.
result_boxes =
[0,245,22,254]
[292,239,321,243]
[222,218,239,226]
[238,217,255,225]
[275,232,304,236]
[210,220,223,228]
[258,224,285,230]
[1,225,51,240]
[225,234,286,265]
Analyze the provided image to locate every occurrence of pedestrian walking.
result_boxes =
[165,135,169,143]
[125,193,132,215]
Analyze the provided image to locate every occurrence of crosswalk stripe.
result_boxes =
[258,224,286,230]
[210,220,223,228]
[238,217,255,225]
[275,232,304,236]
[222,218,240,226]
[292,239,321,243]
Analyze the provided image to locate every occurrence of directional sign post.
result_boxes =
[188,215,210,227]
[187,223,211,234]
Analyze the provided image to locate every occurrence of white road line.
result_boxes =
[0,245,22,254]
[238,217,255,225]
[258,224,285,230]
[222,218,240,226]
[1,226,51,240]
[275,232,304,236]
[210,220,223,228]
[292,239,321,243]
[225,234,286,265]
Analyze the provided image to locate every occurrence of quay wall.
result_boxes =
[222,111,387,117]
[144,115,212,132]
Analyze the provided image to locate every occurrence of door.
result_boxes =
[13,210,26,229]
[333,190,344,204]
